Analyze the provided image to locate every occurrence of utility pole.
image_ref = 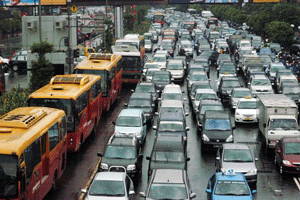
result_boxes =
[38,0,42,41]
[66,0,73,74]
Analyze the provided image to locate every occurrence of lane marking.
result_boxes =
[293,177,300,191]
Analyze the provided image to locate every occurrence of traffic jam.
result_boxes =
[78,8,300,200]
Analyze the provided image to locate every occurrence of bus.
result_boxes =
[0,107,67,200]
[207,17,219,29]
[112,45,143,83]
[28,74,102,153]
[115,34,145,62]
[162,29,178,42]
[153,12,164,26]
[73,53,122,112]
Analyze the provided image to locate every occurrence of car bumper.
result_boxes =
[282,165,300,174]
[245,174,257,183]
[235,116,259,123]
[202,141,232,149]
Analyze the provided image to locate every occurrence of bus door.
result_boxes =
[109,66,117,104]
[39,132,51,198]
[75,91,89,149]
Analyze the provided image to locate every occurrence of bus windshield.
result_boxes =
[73,69,108,97]
[154,15,163,21]
[0,155,18,199]
[28,98,75,133]
[120,56,141,71]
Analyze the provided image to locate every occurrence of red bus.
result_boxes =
[0,107,67,200]
[28,74,102,152]
[73,53,122,111]
[153,12,164,26]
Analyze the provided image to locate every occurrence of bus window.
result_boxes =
[109,66,115,80]
[60,116,67,140]
[24,138,41,185]
[41,133,47,155]
[49,123,59,151]
[76,91,88,114]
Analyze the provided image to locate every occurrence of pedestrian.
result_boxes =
[220,47,224,54]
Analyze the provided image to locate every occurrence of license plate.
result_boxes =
[214,144,222,148]
[245,118,252,120]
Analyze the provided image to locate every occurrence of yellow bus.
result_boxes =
[0,107,66,200]
[73,53,122,112]
[28,74,102,153]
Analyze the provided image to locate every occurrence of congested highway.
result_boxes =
[41,8,300,200]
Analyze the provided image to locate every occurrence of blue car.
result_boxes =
[206,170,257,200]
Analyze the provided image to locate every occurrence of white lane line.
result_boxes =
[293,177,300,191]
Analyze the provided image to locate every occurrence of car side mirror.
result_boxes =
[277,150,281,154]
[185,113,189,116]
[263,123,266,128]
[190,193,196,199]
[186,127,190,131]
[206,189,212,194]
[81,189,87,194]
[216,156,220,160]
[158,98,161,101]
[255,158,258,161]
[232,126,236,130]
[252,190,257,194]
[186,157,191,161]
[97,152,103,157]
[152,104,155,107]
[191,97,195,100]
[140,191,146,197]
[129,190,135,195]
[131,89,134,93]
[112,121,116,125]
[146,156,150,160]
[153,126,157,130]
[183,97,187,101]
[155,112,159,116]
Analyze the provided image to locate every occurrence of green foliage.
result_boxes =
[0,88,30,115]
[0,10,22,36]
[265,21,294,46]
[29,41,54,92]
[188,4,204,13]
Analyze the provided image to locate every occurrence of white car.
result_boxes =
[143,62,159,76]
[166,60,185,82]
[179,40,193,56]
[145,40,153,52]
[81,171,135,200]
[144,68,161,82]
[235,98,259,123]
[191,89,217,114]
[152,54,168,70]
[229,88,253,110]
[248,75,273,95]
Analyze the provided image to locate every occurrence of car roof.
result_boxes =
[215,172,246,182]
[154,134,184,151]
[252,74,268,79]
[131,92,152,99]
[119,109,142,117]
[161,100,184,108]
[138,81,155,86]
[238,97,257,102]
[159,109,185,121]
[232,88,251,92]
[109,135,137,146]
[168,60,183,64]
[222,143,250,150]
[205,110,229,119]
[153,169,185,183]
[201,99,222,105]
[195,88,215,94]
[93,172,125,181]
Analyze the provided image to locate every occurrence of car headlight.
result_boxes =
[225,135,233,142]
[202,134,210,142]
[282,160,291,165]
[249,169,257,174]
[100,163,108,170]
[127,164,136,171]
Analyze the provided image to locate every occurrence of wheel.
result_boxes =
[12,64,19,72]
[51,172,58,191]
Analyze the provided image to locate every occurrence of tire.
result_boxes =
[51,172,58,192]
[12,65,19,72]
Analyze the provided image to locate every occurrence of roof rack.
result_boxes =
[50,75,89,86]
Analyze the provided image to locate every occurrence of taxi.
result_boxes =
[206,170,256,200]
[235,97,259,123]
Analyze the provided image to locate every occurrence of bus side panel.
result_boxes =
[110,78,118,106]
[116,70,122,98]
[25,164,43,200]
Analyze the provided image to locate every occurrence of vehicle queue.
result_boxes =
[1,7,300,200]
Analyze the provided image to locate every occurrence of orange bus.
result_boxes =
[0,107,67,200]
[28,74,102,153]
[162,29,178,42]
[153,12,164,26]
[73,53,122,112]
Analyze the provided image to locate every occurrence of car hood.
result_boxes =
[115,126,142,135]
[150,160,185,171]
[222,162,256,173]
[213,195,252,200]
[168,69,184,74]
[157,130,186,137]
[237,109,258,115]
[128,107,151,114]
[283,154,300,163]
[251,85,272,90]
[102,157,136,167]
[86,196,128,200]
[203,130,232,139]
[145,44,152,48]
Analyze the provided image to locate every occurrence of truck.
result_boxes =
[258,94,300,149]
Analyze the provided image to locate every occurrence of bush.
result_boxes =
[0,88,30,115]
[265,21,294,47]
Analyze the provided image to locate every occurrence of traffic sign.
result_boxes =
[70,5,78,13]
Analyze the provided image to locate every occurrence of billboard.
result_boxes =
[1,0,66,6]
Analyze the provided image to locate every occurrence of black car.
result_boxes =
[9,54,28,72]
[133,81,159,106]
[217,76,241,102]
[200,50,218,66]
[97,134,143,181]
[152,71,173,94]
[146,134,189,178]
[201,111,235,151]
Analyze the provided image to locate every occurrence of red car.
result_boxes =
[275,137,300,175]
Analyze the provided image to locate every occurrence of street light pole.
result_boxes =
[38,0,42,42]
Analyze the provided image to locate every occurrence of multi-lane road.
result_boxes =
[40,39,300,200]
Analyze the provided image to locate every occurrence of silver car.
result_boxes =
[229,88,253,110]
[215,143,258,188]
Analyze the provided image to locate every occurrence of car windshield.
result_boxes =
[260,57,272,64]
[146,70,159,76]
[153,74,169,82]
[153,56,166,62]
[232,91,252,98]
[284,142,300,154]
[190,74,208,81]
[135,85,155,93]
[220,65,235,73]
[162,93,182,101]
[128,99,151,108]
[163,45,173,50]
[241,50,252,55]
[104,146,136,159]
[159,121,185,131]
[210,33,220,39]
[252,79,270,86]
[196,93,217,101]
[260,48,272,55]
[144,64,159,69]
[269,118,298,130]
[89,180,125,196]
[182,43,192,48]
[116,116,141,127]
[149,183,188,199]
[222,80,240,87]
[168,64,182,70]
[205,119,231,131]
[0,155,17,199]
[223,149,253,162]
[282,79,298,85]
[153,151,184,162]
[194,60,208,66]
[214,181,250,196]
[283,87,300,95]
[191,84,211,93]
[238,101,257,109]
[145,40,151,44]
[271,65,285,73]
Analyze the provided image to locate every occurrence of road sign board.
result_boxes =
[70,5,78,12]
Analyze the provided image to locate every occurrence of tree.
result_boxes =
[29,41,54,92]
[265,21,294,46]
